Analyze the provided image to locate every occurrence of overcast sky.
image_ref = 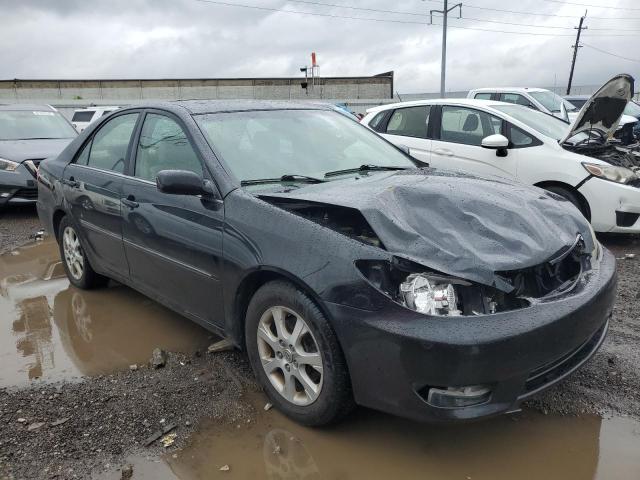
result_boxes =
[0,0,638,93]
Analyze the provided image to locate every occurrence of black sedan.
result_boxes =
[36,101,616,425]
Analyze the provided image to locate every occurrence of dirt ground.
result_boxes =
[0,208,639,479]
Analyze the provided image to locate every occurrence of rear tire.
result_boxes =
[245,280,354,426]
[544,185,589,219]
[58,216,108,290]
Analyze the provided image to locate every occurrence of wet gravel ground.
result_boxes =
[1,210,639,479]
[0,206,41,255]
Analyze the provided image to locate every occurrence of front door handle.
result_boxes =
[122,195,139,209]
[433,148,454,157]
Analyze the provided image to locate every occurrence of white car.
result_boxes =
[71,106,119,132]
[467,87,579,120]
[362,74,640,233]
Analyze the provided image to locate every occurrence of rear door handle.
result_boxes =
[63,177,80,188]
[433,148,454,157]
[122,195,139,209]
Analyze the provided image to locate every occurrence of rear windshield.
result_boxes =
[0,110,78,140]
[72,111,95,122]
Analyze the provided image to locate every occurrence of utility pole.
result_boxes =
[428,0,461,98]
[567,10,587,95]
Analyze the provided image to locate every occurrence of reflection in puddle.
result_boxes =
[99,399,640,480]
[0,239,210,387]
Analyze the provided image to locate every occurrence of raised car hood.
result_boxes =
[562,74,635,144]
[258,169,594,290]
[0,138,73,163]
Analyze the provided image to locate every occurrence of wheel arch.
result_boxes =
[534,180,592,221]
[229,267,335,352]
[52,208,67,240]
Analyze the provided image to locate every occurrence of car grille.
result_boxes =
[522,322,607,396]
[13,188,38,200]
[23,159,44,179]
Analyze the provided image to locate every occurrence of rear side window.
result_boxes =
[385,106,430,139]
[134,114,202,183]
[474,93,493,100]
[368,111,387,132]
[72,111,95,122]
[440,106,503,146]
[84,113,139,173]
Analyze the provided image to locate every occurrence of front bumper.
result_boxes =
[0,163,38,205]
[325,247,617,422]
[578,176,640,233]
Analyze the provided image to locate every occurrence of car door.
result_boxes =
[121,111,225,327]
[62,112,140,277]
[429,105,518,180]
[377,105,431,163]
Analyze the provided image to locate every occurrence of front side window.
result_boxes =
[385,106,430,139]
[195,109,415,183]
[0,110,77,140]
[85,113,139,173]
[500,93,533,108]
[440,106,503,146]
[135,114,202,182]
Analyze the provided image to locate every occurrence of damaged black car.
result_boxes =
[36,101,617,425]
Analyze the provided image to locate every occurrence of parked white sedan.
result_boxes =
[361,74,640,233]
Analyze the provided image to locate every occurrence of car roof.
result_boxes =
[366,98,513,114]
[0,104,57,112]
[118,100,333,116]
[469,87,549,94]
[74,106,119,111]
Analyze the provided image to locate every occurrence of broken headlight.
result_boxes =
[356,259,528,317]
[400,273,462,316]
[582,162,639,185]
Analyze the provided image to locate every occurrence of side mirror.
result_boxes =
[156,170,206,196]
[481,134,509,157]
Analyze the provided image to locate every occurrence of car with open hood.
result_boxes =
[0,104,77,206]
[36,100,616,425]
[363,74,640,234]
[564,94,638,144]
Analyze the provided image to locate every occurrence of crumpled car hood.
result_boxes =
[258,169,594,290]
[0,138,73,163]
[562,73,634,144]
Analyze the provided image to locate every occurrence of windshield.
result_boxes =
[493,104,588,143]
[0,110,77,140]
[529,91,576,113]
[624,101,640,118]
[195,109,415,182]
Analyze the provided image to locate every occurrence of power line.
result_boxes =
[582,42,640,63]
[422,0,640,20]
[539,0,640,11]
[194,0,640,36]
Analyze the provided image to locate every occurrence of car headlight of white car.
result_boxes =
[582,162,639,184]
[0,158,20,172]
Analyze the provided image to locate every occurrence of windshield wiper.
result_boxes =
[324,164,408,178]
[241,174,325,186]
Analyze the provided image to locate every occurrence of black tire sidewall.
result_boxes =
[245,281,353,426]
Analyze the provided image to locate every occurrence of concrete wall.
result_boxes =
[0,73,394,105]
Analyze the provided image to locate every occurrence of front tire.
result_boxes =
[58,216,108,290]
[245,281,354,426]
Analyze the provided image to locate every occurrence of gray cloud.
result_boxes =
[0,0,638,92]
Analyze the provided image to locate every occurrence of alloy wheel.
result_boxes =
[257,306,324,406]
[62,226,84,280]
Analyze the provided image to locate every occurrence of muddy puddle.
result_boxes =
[98,395,640,480]
[0,239,210,387]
